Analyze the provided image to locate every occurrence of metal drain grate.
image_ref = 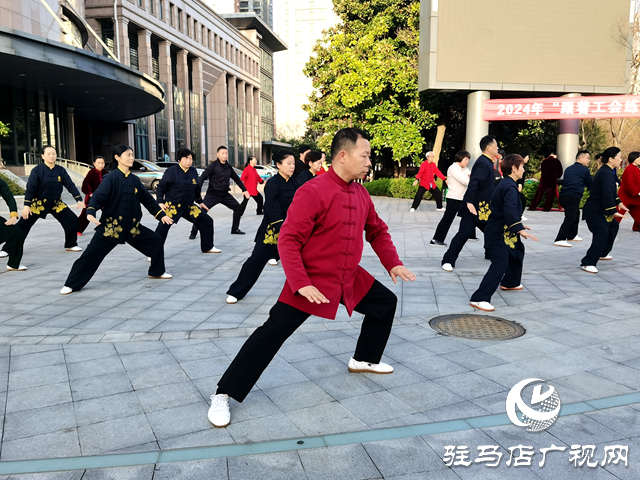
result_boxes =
[429,314,526,341]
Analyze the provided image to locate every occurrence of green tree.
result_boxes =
[303,0,437,176]
[0,121,10,166]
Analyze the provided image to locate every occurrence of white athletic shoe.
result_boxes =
[6,265,27,271]
[208,394,230,428]
[409,208,416,213]
[226,295,238,304]
[581,265,598,274]
[500,284,524,291]
[470,301,495,312]
[60,286,73,295]
[205,247,222,253]
[0,251,7,258]
[149,273,172,279]
[436,207,446,212]
[147,257,151,262]
[554,240,572,248]
[599,255,613,261]
[521,216,528,221]
[348,357,394,374]
[468,238,479,242]
[569,236,583,242]
[268,259,278,266]
[66,246,82,252]
[441,263,453,272]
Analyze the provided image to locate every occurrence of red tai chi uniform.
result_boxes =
[217,168,403,402]
[617,163,640,230]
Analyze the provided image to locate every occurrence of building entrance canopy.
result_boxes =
[0,27,165,123]
[483,95,640,121]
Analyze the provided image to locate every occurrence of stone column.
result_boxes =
[176,50,190,150]
[557,93,581,172]
[237,79,246,164]
[227,74,237,165]
[66,107,76,161]
[117,18,130,67]
[137,30,152,75]
[465,91,490,167]
[158,40,174,160]
[208,73,227,164]
[245,83,254,156]
[192,57,205,167]
[254,87,261,162]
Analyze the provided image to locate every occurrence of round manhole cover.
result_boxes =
[429,314,526,341]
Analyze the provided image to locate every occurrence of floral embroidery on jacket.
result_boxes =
[130,219,141,237]
[103,218,123,239]
[605,214,614,223]
[263,223,279,245]
[29,199,46,215]
[189,205,201,218]
[478,201,491,221]
[164,202,178,218]
[52,199,67,213]
[503,225,518,249]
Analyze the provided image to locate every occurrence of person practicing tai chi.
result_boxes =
[225,149,297,304]
[529,150,563,211]
[207,128,416,428]
[410,151,446,212]
[554,150,592,247]
[17,145,85,252]
[580,147,628,274]
[469,154,538,312]
[239,156,264,216]
[0,176,27,271]
[189,146,249,239]
[60,145,173,295]
[617,151,640,232]
[155,148,220,255]
[77,156,108,236]
[430,150,471,247]
[295,150,323,187]
[441,135,498,272]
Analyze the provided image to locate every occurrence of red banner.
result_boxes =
[483,95,640,121]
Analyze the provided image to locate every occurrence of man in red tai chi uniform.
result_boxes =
[207,128,416,427]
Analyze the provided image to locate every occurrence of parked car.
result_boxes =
[254,164,277,180]
[156,161,204,176]
[131,160,165,193]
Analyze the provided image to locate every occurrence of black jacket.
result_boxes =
[582,165,620,222]
[255,173,298,243]
[293,159,307,179]
[485,176,525,257]
[0,177,17,216]
[295,169,317,188]
[461,154,495,223]
[24,163,82,218]
[561,163,592,199]
[156,165,203,206]
[87,168,166,244]
[199,160,246,196]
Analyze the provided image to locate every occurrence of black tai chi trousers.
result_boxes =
[190,193,243,236]
[555,194,581,242]
[411,186,443,210]
[64,226,165,291]
[156,208,214,252]
[581,216,619,267]
[240,193,264,215]
[442,214,486,267]
[227,241,277,300]
[470,239,524,303]
[433,198,461,243]
[217,279,398,403]
[17,207,78,248]
[0,217,26,269]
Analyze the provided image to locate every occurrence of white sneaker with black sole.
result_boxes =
[348,357,393,374]
[208,394,230,428]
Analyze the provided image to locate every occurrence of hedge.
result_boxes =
[0,171,25,195]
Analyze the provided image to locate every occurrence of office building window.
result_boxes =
[173,86,186,152]
[135,116,149,160]
[169,4,174,25]
[100,20,115,59]
[190,92,200,164]
[149,0,154,15]
[128,30,139,70]
[170,49,177,86]
[186,16,190,36]
[151,40,160,80]
[177,9,182,31]
[155,82,169,161]
[187,56,193,91]
[159,0,163,19]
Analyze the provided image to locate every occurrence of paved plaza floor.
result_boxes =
[0,193,639,479]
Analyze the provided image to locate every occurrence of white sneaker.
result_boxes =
[569,236,583,242]
[205,247,222,253]
[436,207,446,212]
[0,251,7,258]
[147,257,151,262]
[226,295,238,304]
[208,394,230,428]
[348,357,393,374]
[599,255,613,261]
[581,265,598,274]
[149,273,172,279]
[500,284,524,291]
[409,208,416,213]
[470,301,495,312]
[268,259,278,266]
[60,286,73,295]
[521,216,528,221]
[441,263,453,272]
[554,240,572,248]
[66,246,82,252]
[6,265,27,271]
[468,238,479,242]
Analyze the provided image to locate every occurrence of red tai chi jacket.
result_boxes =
[240,165,263,196]
[277,168,402,320]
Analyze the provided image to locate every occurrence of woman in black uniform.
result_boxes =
[18,145,85,251]
[155,148,219,254]
[226,150,297,304]
[60,145,174,294]
[470,154,538,312]
[295,150,323,187]
[580,147,627,274]
[0,176,27,271]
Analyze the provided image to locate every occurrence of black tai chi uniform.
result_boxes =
[581,165,620,268]
[442,154,495,267]
[190,160,247,236]
[295,169,317,188]
[64,168,168,291]
[0,178,26,269]
[226,173,297,300]
[470,177,525,303]
[155,165,214,252]
[18,163,83,248]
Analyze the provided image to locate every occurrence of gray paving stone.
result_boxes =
[77,414,156,455]
[363,437,447,477]
[8,364,68,390]
[432,372,506,400]
[119,349,176,371]
[290,356,348,380]
[255,363,309,390]
[73,392,144,426]
[286,401,368,436]
[262,380,334,413]
[157,427,235,450]
[127,362,192,390]
[4,403,76,441]
[145,402,212,440]
[6,383,72,413]
[136,381,204,413]
[228,451,304,480]
[81,465,155,480]
[1,429,81,460]
[226,413,304,443]
[388,381,464,413]
[63,344,117,363]
[66,356,126,381]
[167,342,226,362]
[70,373,133,401]
[9,350,65,372]
[179,356,232,380]
[154,458,228,480]
[312,372,383,401]
[341,390,417,425]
